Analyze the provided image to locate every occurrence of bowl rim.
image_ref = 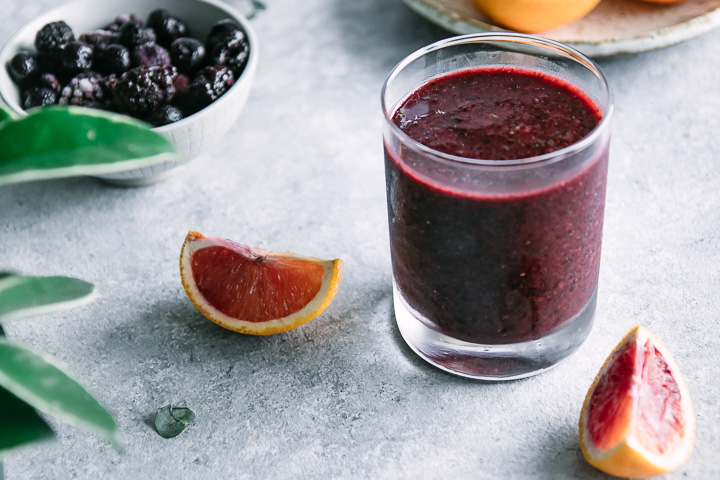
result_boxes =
[0,0,259,132]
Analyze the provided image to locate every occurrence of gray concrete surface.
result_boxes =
[2,0,719,479]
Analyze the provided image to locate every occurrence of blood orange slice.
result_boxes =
[179,231,343,335]
[579,326,695,478]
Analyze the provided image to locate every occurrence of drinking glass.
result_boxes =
[382,33,613,380]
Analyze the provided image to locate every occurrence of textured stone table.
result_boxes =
[2,1,719,479]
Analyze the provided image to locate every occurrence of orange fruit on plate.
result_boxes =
[179,231,343,335]
[472,0,602,33]
[579,326,695,478]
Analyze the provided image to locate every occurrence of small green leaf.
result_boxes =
[169,407,195,425]
[0,339,122,452]
[0,106,183,186]
[154,405,195,438]
[0,385,54,459]
[0,275,95,323]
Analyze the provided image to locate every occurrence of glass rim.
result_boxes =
[381,32,614,167]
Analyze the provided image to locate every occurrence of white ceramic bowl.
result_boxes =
[0,0,258,185]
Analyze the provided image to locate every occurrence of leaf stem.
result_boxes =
[247,0,266,20]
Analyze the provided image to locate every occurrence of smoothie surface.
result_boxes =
[393,67,601,160]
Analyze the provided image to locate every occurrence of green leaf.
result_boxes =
[169,407,195,425]
[0,272,19,290]
[0,272,15,281]
[0,109,12,125]
[0,106,183,186]
[154,405,195,438]
[0,273,18,334]
[0,385,54,459]
[0,275,96,323]
[0,339,122,452]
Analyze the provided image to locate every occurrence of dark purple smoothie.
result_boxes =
[385,67,607,344]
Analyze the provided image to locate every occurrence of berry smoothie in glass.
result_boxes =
[381,34,613,380]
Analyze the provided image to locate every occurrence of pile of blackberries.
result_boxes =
[6,10,250,127]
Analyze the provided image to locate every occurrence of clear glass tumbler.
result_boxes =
[382,33,613,380]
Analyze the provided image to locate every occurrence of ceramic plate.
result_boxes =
[403,0,720,57]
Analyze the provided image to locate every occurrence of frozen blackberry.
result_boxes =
[147,9,189,48]
[37,50,64,76]
[206,19,245,51]
[35,21,75,75]
[210,41,249,78]
[35,21,75,52]
[102,73,119,106]
[105,14,144,32]
[7,51,38,85]
[174,73,189,97]
[61,41,94,75]
[118,21,156,48]
[21,71,61,108]
[104,73,119,91]
[170,38,205,74]
[113,65,178,116]
[147,104,183,126]
[58,71,106,108]
[35,73,63,95]
[23,87,57,109]
[132,42,171,68]
[101,44,131,74]
[184,66,234,114]
[79,30,117,51]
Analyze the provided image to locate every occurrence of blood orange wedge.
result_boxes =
[179,231,343,335]
[579,326,695,478]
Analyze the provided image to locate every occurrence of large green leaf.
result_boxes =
[0,109,11,125]
[0,273,18,297]
[0,106,183,186]
[0,274,96,323]
[0,339,122,452]
[0,385,54,459]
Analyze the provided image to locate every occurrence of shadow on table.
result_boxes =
[533,421,615,480]
[0,176,110,219]
[114,286,353,369]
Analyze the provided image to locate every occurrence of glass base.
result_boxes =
[393,283,597,380]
